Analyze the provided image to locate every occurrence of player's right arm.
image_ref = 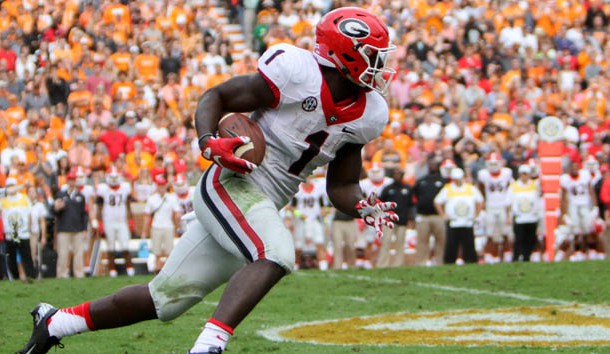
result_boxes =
[194,73,276,148]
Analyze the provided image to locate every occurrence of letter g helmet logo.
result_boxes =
[338,19,370,39]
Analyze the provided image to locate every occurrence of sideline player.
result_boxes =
[557,160,598,261]
[359,163,393,268]
[290,175,329,270]
[477,153,513,263]
[19,8,398,354]
[95,167,134,277]
[173,173,195,235]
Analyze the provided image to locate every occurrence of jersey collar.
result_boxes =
[319,70,367,126]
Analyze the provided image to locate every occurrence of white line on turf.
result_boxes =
[295,272,571,305]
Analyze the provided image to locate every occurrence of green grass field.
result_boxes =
[2,261,610,354]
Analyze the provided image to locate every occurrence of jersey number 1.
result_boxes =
[289,131,329,175]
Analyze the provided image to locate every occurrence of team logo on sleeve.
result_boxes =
[301,96,318,112]
[338,19,370,39]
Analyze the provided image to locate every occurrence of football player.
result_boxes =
[477,153,514,263]
[557,160,598,261]
[94,167,134,277]
[18,8,398,354]
[359,163,393,268]
[173,173,195,235]
[290,175,329,270]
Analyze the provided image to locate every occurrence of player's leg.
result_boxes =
[292,216,304,270]
[330,221,344,269]
[431,215,446,266]
[117,222,134,276]
[462,227,478,264]
[512,223,524,262]
[344,221,357,268]
[56,232,70,279]
[190,166,294,353]
[18,218,243,354]
[310,219,328,270]
[376,225,392,268]
[415,216,431,266]
[391,225,407,267]
[443,227,458,264]
[106,224,118,277]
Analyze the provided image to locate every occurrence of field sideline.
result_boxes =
[2,261,610,353]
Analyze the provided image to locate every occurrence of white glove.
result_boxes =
[356,193,398,238]
[91,219,99,230]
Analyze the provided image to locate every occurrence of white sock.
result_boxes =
[318,259,328,271]
[503,252,513,263]
[530,252,541,262]
[191,320,232,353]
[48,302,94,338]
[554,250,565,262]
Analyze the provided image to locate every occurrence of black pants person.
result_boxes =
[6,239,36,279]
[443,226,478,264]
[513,222,538,262]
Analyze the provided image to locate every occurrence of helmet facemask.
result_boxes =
[356,43,396,95]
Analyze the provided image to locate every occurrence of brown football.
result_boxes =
[218,113,266,165]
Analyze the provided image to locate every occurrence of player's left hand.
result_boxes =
[356,193,398,238]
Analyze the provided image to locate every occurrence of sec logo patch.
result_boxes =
[301,96,318,112]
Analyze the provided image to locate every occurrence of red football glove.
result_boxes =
[201,136,257,174]
[356,193,398,238]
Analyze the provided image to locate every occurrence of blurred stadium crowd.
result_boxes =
[1,0,610,280]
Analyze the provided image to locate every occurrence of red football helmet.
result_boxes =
[486,153,502,173]
[314,7,396,94]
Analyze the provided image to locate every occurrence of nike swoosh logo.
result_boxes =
[216,335,227,342]
[26,344,37,354]
[342,127,355,135]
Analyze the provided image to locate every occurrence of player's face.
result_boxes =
[570,162,580,176]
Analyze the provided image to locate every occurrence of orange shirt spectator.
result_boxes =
[109,46,132,73]
[103,0,131,32]
[111,72,137,101]
[68,82,93,111]
[134,46,160,83]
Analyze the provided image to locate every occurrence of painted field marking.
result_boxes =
[259,304,610,347]
[295,272,572,305]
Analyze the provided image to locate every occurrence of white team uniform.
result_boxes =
[477,168,513,241]
[97,182,132,251]
[176,187,195,234]
[560,170,594,235]
[292,183,326,252]
[149,43,388,321]
[359,177,393,244]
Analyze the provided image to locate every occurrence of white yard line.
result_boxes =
[295,272,572,305]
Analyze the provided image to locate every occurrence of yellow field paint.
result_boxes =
[261,304,610,347]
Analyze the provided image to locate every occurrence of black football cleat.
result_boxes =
[188,347,223,354]
[18,303,63,354]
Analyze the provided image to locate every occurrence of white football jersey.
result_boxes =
[477,168,513,208]
[360,177,393,197]
[560,170,592,206]
[247,43,389,209]
[176,186,195,216]
[97,182,131,222]
[293,182,325,220]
